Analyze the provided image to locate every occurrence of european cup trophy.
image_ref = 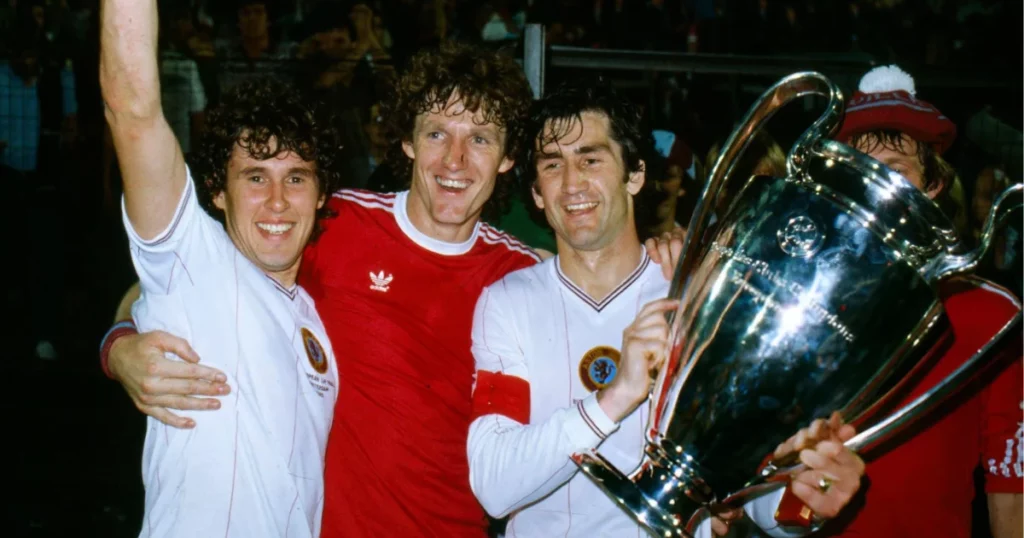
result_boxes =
[574,72,1023,537]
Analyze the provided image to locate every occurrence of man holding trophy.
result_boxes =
[467,80,867,537]
[772,65,1023,538]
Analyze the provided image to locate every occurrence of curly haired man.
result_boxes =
[100,0,344,536]
[102,36,546,537]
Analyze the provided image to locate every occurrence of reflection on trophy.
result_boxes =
[574,71,1023,537]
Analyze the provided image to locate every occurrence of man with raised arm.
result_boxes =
[101,42,545,537]
[100,1,342,535]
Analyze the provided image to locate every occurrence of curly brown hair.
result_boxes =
[190,78,344,240]
[379,41,533,222]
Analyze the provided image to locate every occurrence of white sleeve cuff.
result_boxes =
[745,485,812,538]
[122,168,196,253]
[563,393,620,451]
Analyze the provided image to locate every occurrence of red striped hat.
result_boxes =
[836,65,957,155]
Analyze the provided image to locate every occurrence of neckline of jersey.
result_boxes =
[393,190,482,256]
[265,273,298,300]
[554,252,651,312]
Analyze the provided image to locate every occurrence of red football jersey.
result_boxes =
[781,277,1023,537]
[299,190,540,537]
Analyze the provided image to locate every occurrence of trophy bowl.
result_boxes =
[574,72,1022,537]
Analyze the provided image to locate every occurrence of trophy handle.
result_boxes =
[759,304,1021,479]
[843,305,1021,454]
[924,183,1024,283]
[667,72,844,311]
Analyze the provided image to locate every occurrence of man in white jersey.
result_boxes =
[100,1,343,536]
[467,81,865,537]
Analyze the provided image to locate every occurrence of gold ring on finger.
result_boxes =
[817,476,833,493]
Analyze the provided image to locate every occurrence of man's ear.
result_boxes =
[498,156,515,174]
[213,189,226,211]
[531,181,544,210]
[401,139,415,160]
[627,159,646,196]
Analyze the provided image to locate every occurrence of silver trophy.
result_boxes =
[575,72,1022,537]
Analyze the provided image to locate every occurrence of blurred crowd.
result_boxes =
[0,0,1020,362]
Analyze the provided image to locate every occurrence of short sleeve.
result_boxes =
[123,167,229,296]
[982,355,1024,492]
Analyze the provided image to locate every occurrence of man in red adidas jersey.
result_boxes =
[101,42,543,537]
[772,65,1023,538]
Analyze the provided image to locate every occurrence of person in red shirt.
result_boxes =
[773,65,1023,538]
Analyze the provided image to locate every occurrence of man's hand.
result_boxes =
[644,226,686,280]
[775,412,865,521]
[109,330,230,429]
[598,298,678,422]
[708,506,744,536]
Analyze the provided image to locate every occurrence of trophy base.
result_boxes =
[574,449,707,537]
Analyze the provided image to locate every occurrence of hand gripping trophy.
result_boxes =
[575,68,1023,537]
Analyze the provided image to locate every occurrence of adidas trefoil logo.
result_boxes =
[369,270,393,292]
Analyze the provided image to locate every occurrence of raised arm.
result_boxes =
[100,0,187,239]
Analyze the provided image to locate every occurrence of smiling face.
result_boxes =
[532,111,644,253]
[213,141,324,286]
[401,94,514,242]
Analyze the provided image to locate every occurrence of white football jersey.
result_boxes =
[469,253,801,538]
[125,171,338,538]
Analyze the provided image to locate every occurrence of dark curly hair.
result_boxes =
[520,78,661,239]
[190,78,344,240]
[379,40,533,223]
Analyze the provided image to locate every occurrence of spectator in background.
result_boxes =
[702,130,787,230]
[478,1,524,43]
[213,0,298,99]
[159,3,207,155]
[364,102,387,176]
[0,33,77,361]
[297,1,393,189]
[648,129,699,238]
[971,165,1021,296]
[297,2,390,96]
[774,2,805,54]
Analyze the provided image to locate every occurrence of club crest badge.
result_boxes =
[302,327,328,374]
[579,345,621,392]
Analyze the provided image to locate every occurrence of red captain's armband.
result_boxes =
[754,453,814,528]
[471,370,530,425]
[774,482,814,528]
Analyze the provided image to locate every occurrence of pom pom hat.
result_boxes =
[836,65,957,155]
